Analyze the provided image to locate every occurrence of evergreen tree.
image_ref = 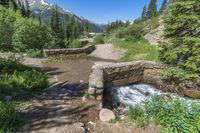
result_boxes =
[83,20,89,32]
[25,0,30,17]
[159,0,168,14]
[147,0,157,18]
[20,4,26,17]
[50,5,64,48]
[160,0,200,73]
[141,5,147,20]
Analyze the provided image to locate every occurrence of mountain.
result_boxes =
[19,0,105,32]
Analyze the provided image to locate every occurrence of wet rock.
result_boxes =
[4,96,12,101]
[162,93,172,101]
[184,89,200,99]
[99,108,115,122]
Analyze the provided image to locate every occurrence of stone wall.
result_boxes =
[88,61,200,100]
[88,61,163,99]
[43,45,95,57]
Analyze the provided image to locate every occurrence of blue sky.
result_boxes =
[48,0,163,24]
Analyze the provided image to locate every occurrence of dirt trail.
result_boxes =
[19,44,124,133]
[89,43,124,64]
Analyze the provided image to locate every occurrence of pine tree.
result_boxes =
[160,0,200,73]
[147,0,157,18]
[25,0,30,17]
[159,0,168,14]
[141,5,147,20]
[50,5,64,48]
[20,4,26,17]
[83,20,89,33]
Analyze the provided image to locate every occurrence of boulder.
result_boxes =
[184,89,200,99]
[99,108,115,122]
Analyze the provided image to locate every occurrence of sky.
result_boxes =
[48,0,164,24]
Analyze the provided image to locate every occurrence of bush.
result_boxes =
[0,102,19,133]
[93,34,105,44]
[26,49,44,58]
[68,39,82,48]
[13,18,53,52]
[0,55,27,75]
[160,0,200,74]
[161,67,198,82]
[0,6,20,51]
[0,56,49,99]
[129,95,200,133]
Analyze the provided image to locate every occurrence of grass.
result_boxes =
[0,55,50,132]
[0,102,19,133]
[110,37,159,62]
[0,56,49,100]
[129,95,200,133]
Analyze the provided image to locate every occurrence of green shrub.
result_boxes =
[69,39,82,48]
[13,18,53,52]
[115,23,145,39]
[0,70,49,97]
[0,56,49,99]
[161,67,198,82]
[0,102,19,133]
[0,55,27,75]
[129,104,150,128]
[112,38,159,62]
[129,95,200,133]
[93,34,105,44]
[26,49,44,58]
[160,0,200,74]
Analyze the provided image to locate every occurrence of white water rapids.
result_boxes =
[107,84,200,107]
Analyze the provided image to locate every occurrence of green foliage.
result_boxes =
[106,20,130,33]
[116,23,145,39]
[111,38,159,62]
[129,95,200,133]
[0,5,54,52]
[68,39,82,48]
[26,49,44,58]
[159,0,168,14]
[84,90,91,99]
[0,6,19,51]
[160,0,200,74]
[141,5,148,20]
[93,34,105,44]
[0,54,27,75]
[129,104,150,128]
[0,102,19,133]
[147,0,157,19]
[0,56,49,99]
[161,67,198,82]
[13,18,53,51]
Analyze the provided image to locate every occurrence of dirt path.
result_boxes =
[89,43,124,64]
[18,44,125,133]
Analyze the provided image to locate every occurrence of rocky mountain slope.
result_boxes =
[20,0,105,32]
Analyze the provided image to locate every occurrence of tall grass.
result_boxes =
[0,102,19,133]
[112,38,159,62]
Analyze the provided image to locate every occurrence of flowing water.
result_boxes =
[105,84,200,110]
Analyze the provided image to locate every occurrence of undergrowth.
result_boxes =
[129,95,200,133]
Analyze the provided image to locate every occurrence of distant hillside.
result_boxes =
[19,0,106,32]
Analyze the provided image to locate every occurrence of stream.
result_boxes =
[104,84,200,110]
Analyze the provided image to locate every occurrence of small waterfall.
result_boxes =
[105,84,200,110]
